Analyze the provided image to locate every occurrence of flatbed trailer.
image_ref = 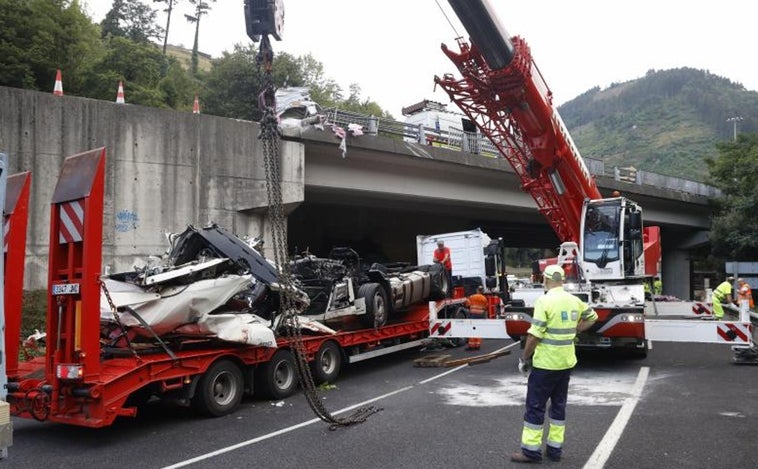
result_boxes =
[4,148,455,428]
[10,307,433,427]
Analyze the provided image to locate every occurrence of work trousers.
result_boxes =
[712,299,725,319]
[467,311,484,348]
[520,367,572,461]
[445,268,453,297]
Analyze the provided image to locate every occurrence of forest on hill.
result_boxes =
[558,68,758,182]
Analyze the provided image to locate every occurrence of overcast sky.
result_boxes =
[84,0,758,118]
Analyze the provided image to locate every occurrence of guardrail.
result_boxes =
[322,107,720,198]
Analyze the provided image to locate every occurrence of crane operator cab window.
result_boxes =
[583,204,620,267]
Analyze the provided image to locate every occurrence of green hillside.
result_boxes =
[558,68,758,182]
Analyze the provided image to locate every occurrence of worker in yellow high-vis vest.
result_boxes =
[712,276,735,319]
[510,265,598,464]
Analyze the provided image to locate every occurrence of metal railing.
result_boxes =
[322,108,720,198]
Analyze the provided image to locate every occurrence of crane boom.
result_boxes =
[436,0,601,243]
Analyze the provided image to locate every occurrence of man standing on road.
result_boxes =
[510,265,598,464]
[712,276,735,319]
[433,240,453,297]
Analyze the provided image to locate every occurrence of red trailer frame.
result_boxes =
[7,148,446,428]
[4,171,31,379]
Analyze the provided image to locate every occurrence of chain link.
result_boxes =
[99,279,141,361]
[256,38,380,429]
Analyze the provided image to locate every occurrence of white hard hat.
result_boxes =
[544,265,564,281]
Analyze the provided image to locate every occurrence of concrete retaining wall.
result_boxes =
[0,86,303,289]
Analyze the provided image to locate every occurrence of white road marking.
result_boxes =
[162,344,522,468]
[162,386,413,469]
[583,366,650,469]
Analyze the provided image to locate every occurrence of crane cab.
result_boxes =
[580,197,645,282]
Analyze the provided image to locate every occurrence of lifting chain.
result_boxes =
[255,36,380,429]
[99,279,141,362]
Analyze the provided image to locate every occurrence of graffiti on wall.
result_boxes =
[115,209,139,232]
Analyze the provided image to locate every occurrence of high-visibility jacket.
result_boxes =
[466,293,488,316]
[653,279,662,295]
[713,281,732,303]
[527,287,598,370]
[738,283,754,309]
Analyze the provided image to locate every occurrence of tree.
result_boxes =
[153,0,181,55]
[185,0,215,75]
[202,44,262,120]
[706,133,758,260]
[337,83,394,119]
[84,36,168,107]
[101,0,164,43]
[0,0,103,93]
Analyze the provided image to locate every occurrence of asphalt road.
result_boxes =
[8,339,758,469]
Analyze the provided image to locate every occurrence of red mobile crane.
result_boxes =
[427,0,757,362]
[429,0,659,354]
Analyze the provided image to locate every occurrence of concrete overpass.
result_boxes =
[283,126,712,300]
[0,86,714,299]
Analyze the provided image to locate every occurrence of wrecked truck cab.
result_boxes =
[98,224,306,348]
[290,248,449,329]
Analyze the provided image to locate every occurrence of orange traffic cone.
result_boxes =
[53,69,63,96]
[193,95,200,114]
[116,81,125,104]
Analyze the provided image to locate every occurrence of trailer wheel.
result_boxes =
[448,306,468,347]
[311,340,343,384]
[358,283,388,328]
[192,359,244,417]
[256,349,298,399]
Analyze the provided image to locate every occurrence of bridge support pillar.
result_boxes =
[662,249,691,300]
[236,139,304,261]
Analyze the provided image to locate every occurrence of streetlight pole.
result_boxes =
[726,116,743,142]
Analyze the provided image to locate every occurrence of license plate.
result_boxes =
[52,283,80,295]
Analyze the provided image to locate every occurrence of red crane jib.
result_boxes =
[436,36,601,243]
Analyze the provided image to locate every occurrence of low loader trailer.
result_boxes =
[4,148,467,428]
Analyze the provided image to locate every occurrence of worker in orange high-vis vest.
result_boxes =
[465,286,488,350]
[737,278,754,310]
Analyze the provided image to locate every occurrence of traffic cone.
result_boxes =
[53,69,63,96]
[193,95,200,114]
[116,81,125,104]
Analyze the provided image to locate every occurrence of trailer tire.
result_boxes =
[311,340,343,384]
[437,305,467,347]
[448,306,469,347]
[256,349,298,400]
[358,283,388,328]
[191,359,244,417]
